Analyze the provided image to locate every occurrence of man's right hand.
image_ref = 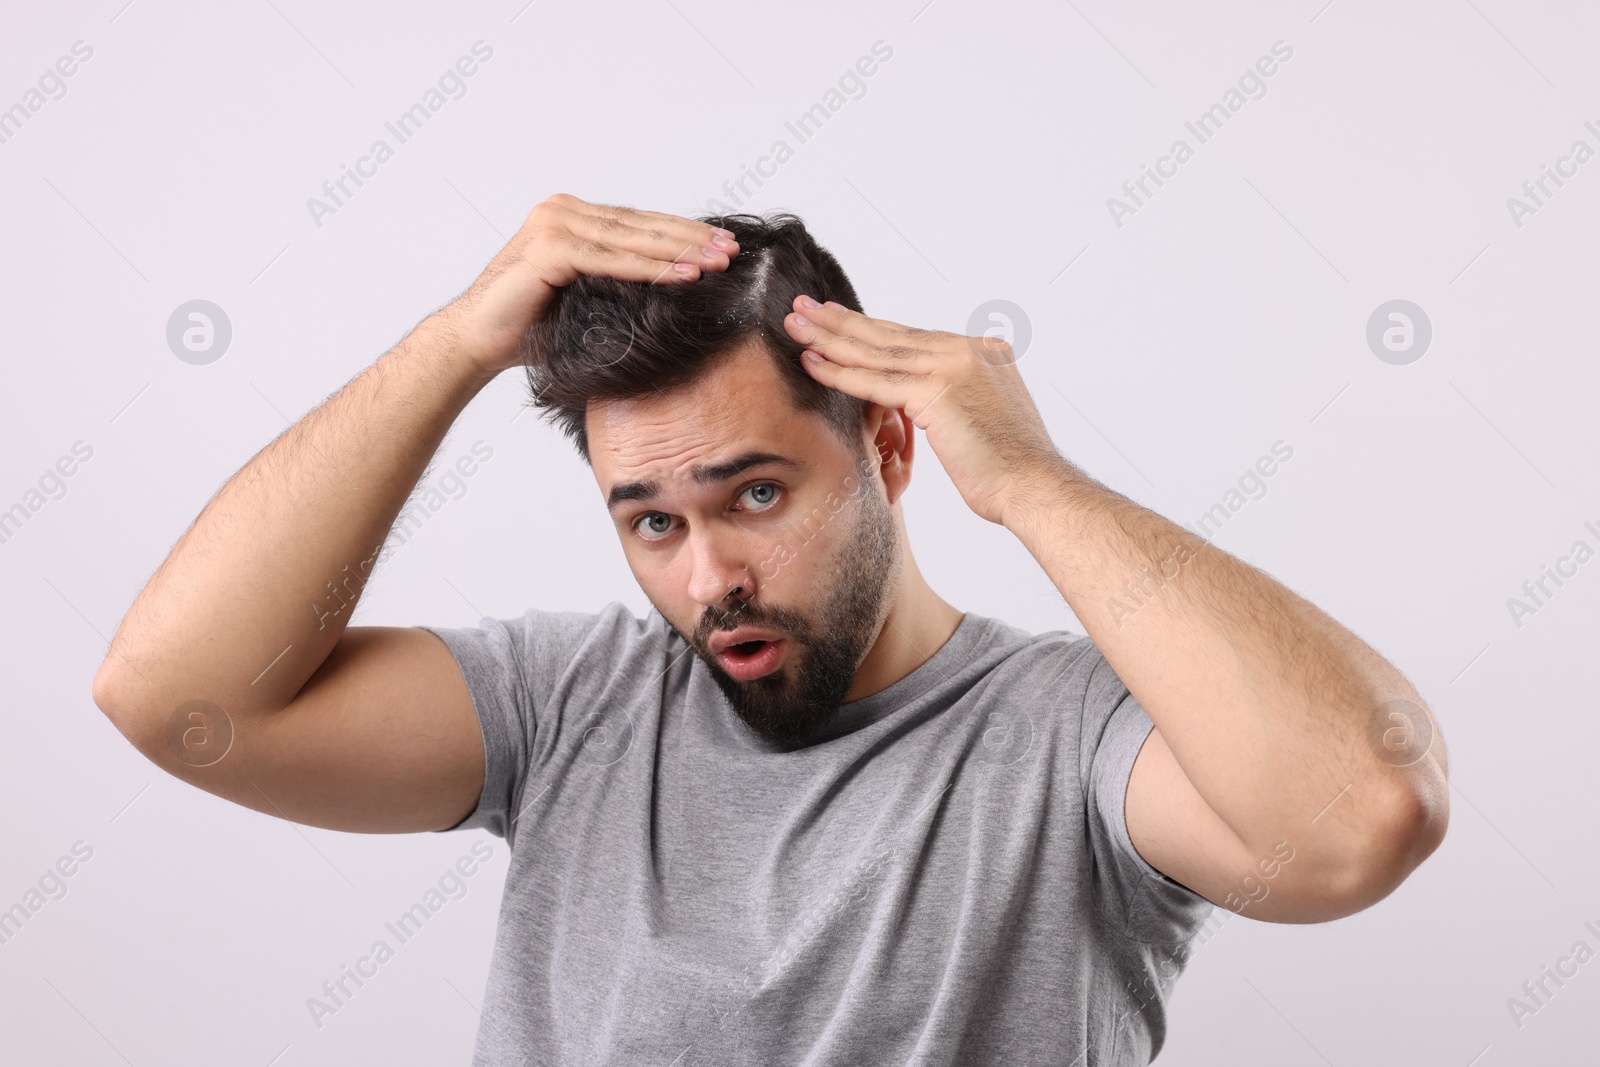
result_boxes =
[441,193,741,380]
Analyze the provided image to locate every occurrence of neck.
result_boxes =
[845,550,964,704]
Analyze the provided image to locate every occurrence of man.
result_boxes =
[94,194,1450,1065]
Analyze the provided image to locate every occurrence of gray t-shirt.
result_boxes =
[418,602,1214,1065]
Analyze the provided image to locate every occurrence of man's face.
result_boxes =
[588,341,901,746]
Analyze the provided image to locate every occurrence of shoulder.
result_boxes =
[416,599,682,706]
[516,599,682,686]
[529,600,692,702]
[965,613,1110,705]
[959,616,1142,770]
[500,598,674,658]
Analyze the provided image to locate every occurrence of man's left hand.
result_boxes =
[785,294,1064,526]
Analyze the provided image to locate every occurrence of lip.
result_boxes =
[715,638,786,681]
[708,628,785,655]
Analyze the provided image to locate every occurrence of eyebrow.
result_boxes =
[605,450,804,513]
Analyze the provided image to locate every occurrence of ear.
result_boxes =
[862,403,915,506]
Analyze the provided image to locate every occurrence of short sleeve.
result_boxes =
[1078,650,1215,941]
[415,603,623,842]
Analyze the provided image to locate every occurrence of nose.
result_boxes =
[685,527,757,614]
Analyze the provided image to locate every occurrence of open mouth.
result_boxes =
[715,638,786,681]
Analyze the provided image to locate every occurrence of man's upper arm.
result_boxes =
[412,612,540,840]
[134,625,490,834]
[1121,716,1258,913]
[180,602,608,839]
[1080,672,1220,940]
[1122,701,1361,924]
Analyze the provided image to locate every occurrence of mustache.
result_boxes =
[696,602,805,648]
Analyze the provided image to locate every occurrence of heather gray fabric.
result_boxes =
[418,602,1215,1065]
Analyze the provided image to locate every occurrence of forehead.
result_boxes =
[587,342,826,496]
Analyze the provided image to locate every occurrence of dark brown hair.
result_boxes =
[522,211,870,464]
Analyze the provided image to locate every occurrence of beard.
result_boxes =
[683,479,899,747]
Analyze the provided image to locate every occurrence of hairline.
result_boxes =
[578,337,868,469]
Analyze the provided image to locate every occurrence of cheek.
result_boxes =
[763,513,840,579]
[627,547,675,588]
[640,574,696,637]
[636,553,708,623]
[784,521,866,597]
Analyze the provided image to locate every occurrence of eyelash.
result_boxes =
[632,482,784,542]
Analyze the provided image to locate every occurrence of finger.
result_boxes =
[784,313,871,365]
[559,207,739,275]
[588,204,739,257]
[792,295,903,346]
[564,195,739,240]
[558,235,717,286]
[798,350,918,409]
[785,310,927,370]
[541,195,739,274]
[555,195,739,254]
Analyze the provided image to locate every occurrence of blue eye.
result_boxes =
[740,482,781,510]
[633,513,677,541]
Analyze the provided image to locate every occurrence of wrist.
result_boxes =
[998,455,1078,535]
[395,311,501,400]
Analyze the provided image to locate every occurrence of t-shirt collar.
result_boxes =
[786,610,987,746]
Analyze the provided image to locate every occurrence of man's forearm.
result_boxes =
[93,311,491,731]
[1001,457,1448,863]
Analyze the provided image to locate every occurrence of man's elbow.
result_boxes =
[1381,778,1449,873]
[92,657,164,759]
[92,659,135,734]
[1329,774,1451,917]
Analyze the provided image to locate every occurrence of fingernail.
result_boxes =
[701,245,724,260]
[798,295,821,310]
[710,233,736,250]
[712,227,736,239]
[794,313,812,326]
[823,300,846,311]
[674,262,696,276]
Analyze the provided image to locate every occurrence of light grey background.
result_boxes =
[2,1,1595,1063]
